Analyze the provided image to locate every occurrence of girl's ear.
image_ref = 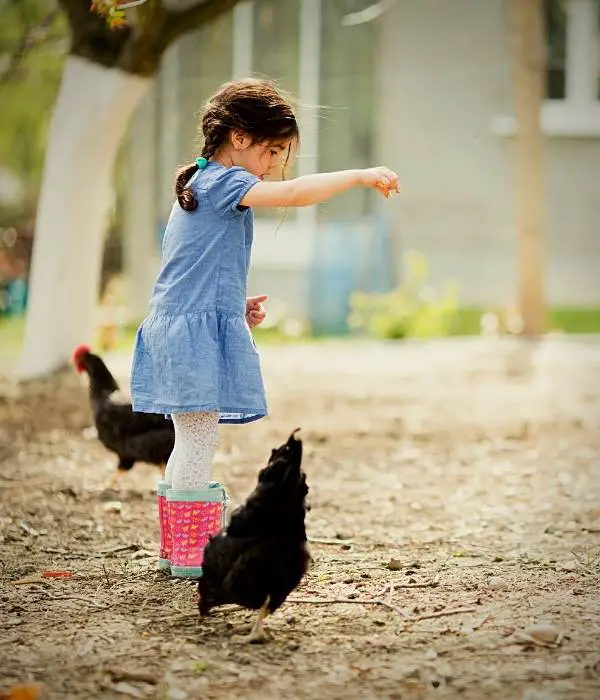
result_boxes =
[231,129,252,151]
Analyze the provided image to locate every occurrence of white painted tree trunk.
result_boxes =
[17,56,151,378]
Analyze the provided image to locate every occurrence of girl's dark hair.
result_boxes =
[175,78,299,211]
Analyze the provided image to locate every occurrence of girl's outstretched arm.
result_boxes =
[239,166,400,209]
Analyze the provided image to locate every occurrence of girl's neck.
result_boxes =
[212,148,236,168]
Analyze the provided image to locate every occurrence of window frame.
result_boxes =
[493,0,600,137]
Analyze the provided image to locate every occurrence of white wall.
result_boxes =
[378,0,600,307]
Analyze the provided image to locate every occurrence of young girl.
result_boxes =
[130,78,399,577]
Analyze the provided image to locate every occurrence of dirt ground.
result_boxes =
[1,337,599,700]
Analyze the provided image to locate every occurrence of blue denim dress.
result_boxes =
[130,162,267,424]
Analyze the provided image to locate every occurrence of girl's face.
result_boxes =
[230,131,293,180]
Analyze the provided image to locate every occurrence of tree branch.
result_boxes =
[163,0,240,44]
[58,0,133,69]
[0,8,61,86]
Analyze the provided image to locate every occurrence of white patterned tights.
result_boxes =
[164,412,220,490]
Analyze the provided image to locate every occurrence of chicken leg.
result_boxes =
[107,469,126,490]
[106,459,135,490]
[247,595,271,644]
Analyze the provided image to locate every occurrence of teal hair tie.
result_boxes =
[195,156,208,170]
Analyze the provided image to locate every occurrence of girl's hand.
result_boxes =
[246,294,268,328]
[360,166,400,197]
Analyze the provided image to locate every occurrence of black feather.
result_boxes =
[78,349,174,471]
[198,429,310,618]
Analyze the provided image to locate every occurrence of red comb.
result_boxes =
[72,344,92,363]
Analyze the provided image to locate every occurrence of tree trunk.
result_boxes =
[17,0,241,377]
[507,0,547,336]
[17,56,151,378]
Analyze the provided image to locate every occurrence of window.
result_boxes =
[545,0,599,105]
[545,0,567,99]
[495,0,600,135]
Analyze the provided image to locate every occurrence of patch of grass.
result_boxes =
[549,308,600,334]
[448,307,482,336]
[99,307,600,350]
[0,315,25,361]
[1,306,599,366]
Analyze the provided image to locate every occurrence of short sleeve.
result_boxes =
[206,166,260,217]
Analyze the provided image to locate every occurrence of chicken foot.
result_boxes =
[248,595,271,644]
[235,596,271,644]
[106,460,135,490]
[107,469,126,490]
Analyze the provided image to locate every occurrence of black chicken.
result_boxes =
[198,429,310,642]
[72,345,174,487]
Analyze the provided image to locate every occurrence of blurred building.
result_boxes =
[122,0,600,329]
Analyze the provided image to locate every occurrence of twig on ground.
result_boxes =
[287,597,478,625]
[470,613,491,631]
[108,668,158,685]
[12,572,109,585]
[12,577,44,585]
[286,596,409,618]
[322,557,374,564]
[102,563,112,587]
[99,544,140,555]
[150,612,200,624]
[49,595,107,609]
[576,563,597,577]
[570,553,598,578]
[375,579,439,595]
[308,537,354,546]
[41,547,131,559]
[409,607,478,623]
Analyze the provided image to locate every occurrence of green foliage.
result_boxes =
[347,251,461,339]
[91,1,149,28]
[0,0,68,195]
[550,307,600,334]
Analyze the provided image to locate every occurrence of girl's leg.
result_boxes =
[166,411,225,577]
[169,411,220,490]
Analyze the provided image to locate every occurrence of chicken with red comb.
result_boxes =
[72,345,174,487]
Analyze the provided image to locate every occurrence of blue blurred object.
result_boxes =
[0,276,28,316]
[7,277,27,314]
[308,214,395,335]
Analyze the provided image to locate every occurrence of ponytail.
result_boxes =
[173,132,223,212]
[175,163,199,211]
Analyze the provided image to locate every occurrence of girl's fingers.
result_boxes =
[247,294,268,308]
[247,309,266,327]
